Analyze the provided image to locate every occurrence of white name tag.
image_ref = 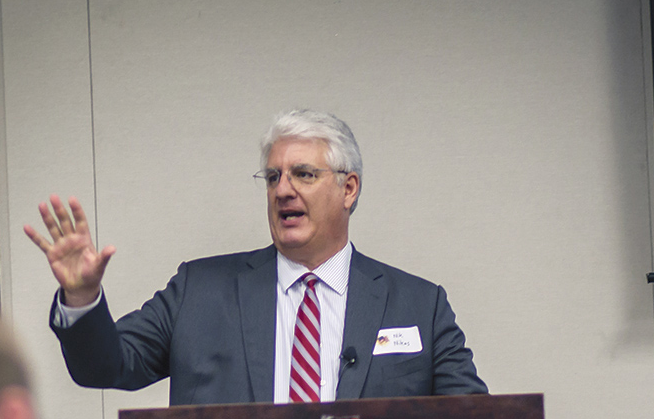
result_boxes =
[372,326,423,355]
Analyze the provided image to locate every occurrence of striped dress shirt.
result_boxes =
[273,242,351,403]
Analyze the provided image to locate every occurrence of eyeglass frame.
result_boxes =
[253,164,349,189]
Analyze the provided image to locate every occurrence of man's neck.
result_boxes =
[278,240,349,271]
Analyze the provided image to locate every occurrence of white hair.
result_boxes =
[260,109,363,212]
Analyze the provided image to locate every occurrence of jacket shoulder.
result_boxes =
[183,245,276,271]
[352,249,442,292]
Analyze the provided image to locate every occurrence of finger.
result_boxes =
[38,202,63,241]
[99,245,116,267]
[94,245,116,278]
[23,224,53,254]
[69,196,90,236]
[50,194,75,235]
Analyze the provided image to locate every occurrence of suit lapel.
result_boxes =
[336,249,388,400]
[238,246,277,402]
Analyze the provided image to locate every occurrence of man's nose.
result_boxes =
[274,171,297,197]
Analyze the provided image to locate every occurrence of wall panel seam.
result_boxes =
[86,1,105,418]
[0,0,14,323]
[642,0,654,313]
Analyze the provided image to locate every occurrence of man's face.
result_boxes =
[266,137,359,269]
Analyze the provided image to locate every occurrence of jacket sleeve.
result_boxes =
[431,285,488,395]
[49,262,189,390]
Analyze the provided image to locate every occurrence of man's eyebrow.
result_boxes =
[264,164,317,171]
[291,163,317,170]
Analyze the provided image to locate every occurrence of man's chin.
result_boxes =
[274,238,308,250]
[272,233,314,258]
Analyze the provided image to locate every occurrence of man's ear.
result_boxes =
[343,172,360,211]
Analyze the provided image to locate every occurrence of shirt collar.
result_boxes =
[277,242,352,296]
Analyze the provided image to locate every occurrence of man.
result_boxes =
[0,324,37,419]
[24,109,487,405]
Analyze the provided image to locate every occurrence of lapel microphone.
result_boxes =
[337,346,358,388]
[341,346,357,366]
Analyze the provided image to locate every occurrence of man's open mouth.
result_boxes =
[280,211,305,221]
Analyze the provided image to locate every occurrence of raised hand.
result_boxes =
[24,195,115,307]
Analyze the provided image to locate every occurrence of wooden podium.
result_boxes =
[119,393,544,419]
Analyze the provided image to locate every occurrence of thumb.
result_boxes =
[92,245,116,279]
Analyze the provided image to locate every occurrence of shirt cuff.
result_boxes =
[53,288,103,328]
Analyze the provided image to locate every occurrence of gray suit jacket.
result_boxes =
[51,245,487,405]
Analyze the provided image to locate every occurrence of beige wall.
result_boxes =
[1,1,653,418]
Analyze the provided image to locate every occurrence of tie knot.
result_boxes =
[301,272,319,289]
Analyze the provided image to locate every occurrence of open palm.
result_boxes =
[24,195,115,307]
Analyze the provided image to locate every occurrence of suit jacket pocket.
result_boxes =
[381,352,429,380]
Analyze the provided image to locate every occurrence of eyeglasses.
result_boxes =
[253,164,348,188]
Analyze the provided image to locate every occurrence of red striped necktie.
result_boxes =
[289,273,321,402]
